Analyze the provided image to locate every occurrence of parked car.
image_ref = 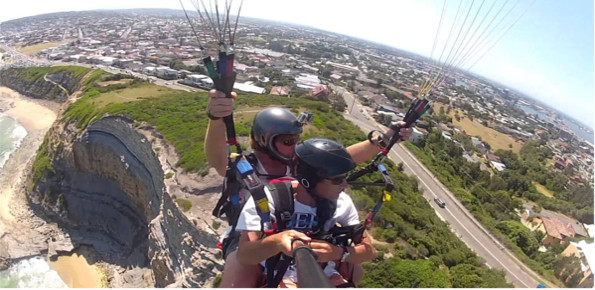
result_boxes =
[434,198,446,208]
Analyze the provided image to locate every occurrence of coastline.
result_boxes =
[0,86,105,288]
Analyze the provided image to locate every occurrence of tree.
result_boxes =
[322,69,332,78]
[450,264,484,288]
[443,249,466,267]
[361,259,451,288]
[496,220,540,257]
[381,114,393,126]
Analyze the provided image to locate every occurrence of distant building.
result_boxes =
[295,73,320,91]
[561,241,594,288]
[485,152,501,163]
[309,84,330,101]
[234,82,266,94]
[441,131,452,140]
[560,128,574,142]
[376,104,398,114]
[489,161,506,172]
[155,67,179,80]
[325,61,360,73]
[270,86,290,96]
[410,127,426,145]
[538,217,576,246]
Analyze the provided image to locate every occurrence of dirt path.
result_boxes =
[44,73,70,97]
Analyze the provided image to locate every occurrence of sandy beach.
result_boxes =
[0,87,57,222]
[0,86,105,288]
[0,87,59,131]
[48,247,104,288]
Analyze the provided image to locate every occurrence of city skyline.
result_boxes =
[1,0,593,129]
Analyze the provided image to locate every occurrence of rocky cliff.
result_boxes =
[0,67,84,102]
[29,115,222,287]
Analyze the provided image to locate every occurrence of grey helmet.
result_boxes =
[251,107,303,164]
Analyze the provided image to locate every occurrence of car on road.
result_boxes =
[434,198,446,208]
[165,82,172,85]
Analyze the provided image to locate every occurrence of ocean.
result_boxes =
[0,115,28,169]
[519,105,594,143]
[0,116,65,288]
[0,257,66,288]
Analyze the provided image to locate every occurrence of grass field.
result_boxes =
[97,79,132,86]
[90,84,173,107]
[532,181,555,198]
[18,39,76,56]
[434,103,522,153]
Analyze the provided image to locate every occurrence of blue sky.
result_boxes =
[1,0,593,128]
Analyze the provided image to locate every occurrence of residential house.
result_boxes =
[234,82,266,94]
[270,86,290,96]
[560,241,594,288]
[537,217,576,246]
[325,61,360,73]
[554,159,567,170]
[472,137,488,155]
[485,152,501,163]
[410,127,427,145]
[329,74,342,82]
[155,67,179,80]
[295,73,320,91]
[490,161,506,172]
[442,131,452,140]
[310,84,330,101]
[376,105,398,114]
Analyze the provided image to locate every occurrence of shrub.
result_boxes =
[175,198,192,212]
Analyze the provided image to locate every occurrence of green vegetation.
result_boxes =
[495,141,593,224]
[433,103,522,153]
[533,181,555,198]
[2,66,91,95]
[212,220,221,230]
[174,198,192,212]
[165,172,174,179]
[32,134,55,186]
[404,133,575,287]
[350,159,511,288]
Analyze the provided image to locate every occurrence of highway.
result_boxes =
[338,88,548,288]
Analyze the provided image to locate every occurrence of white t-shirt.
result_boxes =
[235,186,361,282]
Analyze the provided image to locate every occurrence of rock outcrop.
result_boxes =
[29,115,222,287]
[0,68,81,102]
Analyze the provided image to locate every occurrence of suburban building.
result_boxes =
[410,127,426,145]
[489,161,507,172]
[325,61,360,73]
[560,241,594,288]
[270,86,290,96]
[534,217,576,246]
[234,82,266,94]
[309,84,330,101]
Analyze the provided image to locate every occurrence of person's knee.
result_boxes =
[219,251,263,288]
[352,264,364,286]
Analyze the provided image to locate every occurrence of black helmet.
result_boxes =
[251,107,303,164]
[294,138,356,180]
[294,138,355,231]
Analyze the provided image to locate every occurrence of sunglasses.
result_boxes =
[327,174,347,185]
[276,134,300,147]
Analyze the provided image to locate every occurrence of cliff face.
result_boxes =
[0,68,80,102]
[30,115,221,287]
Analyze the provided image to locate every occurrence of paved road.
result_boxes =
[339,91,544,288]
